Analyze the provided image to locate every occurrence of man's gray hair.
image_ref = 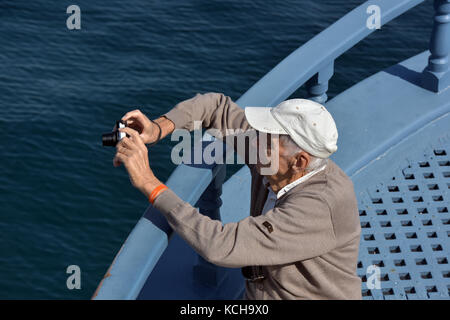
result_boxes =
[279,134,328,171]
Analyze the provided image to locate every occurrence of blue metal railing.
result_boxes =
[238,0,428,107]
[93,0,450,299]
[422,0,450,92]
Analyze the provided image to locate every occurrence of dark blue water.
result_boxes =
[0,0,433,299]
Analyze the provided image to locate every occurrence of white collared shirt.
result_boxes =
[261,164,327,215]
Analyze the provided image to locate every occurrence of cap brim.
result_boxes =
[244,107,287,134]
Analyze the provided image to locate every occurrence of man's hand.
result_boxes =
[113,127,161,196]
[121,110,160,145]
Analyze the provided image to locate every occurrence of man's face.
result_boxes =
[251,132,290,176]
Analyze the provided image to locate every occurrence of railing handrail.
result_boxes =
[93,0,429,299]
[238,0,425,108]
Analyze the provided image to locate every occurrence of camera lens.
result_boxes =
[102,120,126,147]
[102,131,119,147]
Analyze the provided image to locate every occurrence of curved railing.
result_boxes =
[93,0,450,299]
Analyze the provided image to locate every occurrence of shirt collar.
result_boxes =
[263,164,327,199]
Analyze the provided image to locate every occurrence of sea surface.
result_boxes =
[0,0,434,299]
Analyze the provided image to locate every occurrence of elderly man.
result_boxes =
[113,92,362,300]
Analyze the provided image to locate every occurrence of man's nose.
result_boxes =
[250,135,258,148]
[249,132,261,154]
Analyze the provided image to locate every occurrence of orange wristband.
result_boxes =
[149,184,168,204]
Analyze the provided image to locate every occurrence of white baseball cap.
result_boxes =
[244,99,338,159]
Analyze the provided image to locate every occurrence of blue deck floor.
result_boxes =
[138,51,450,299]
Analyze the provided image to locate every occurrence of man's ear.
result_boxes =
[292,151,310,173]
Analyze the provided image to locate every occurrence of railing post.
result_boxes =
[306,61,334,103]
[422,0,450,92]
[193,163,227,287]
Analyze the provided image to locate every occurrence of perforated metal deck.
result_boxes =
[356,143,450,299]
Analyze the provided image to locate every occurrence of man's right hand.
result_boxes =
[121,109,175,145]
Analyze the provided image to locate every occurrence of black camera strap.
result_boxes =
[148,119,162,147]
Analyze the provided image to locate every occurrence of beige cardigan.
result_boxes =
[153,92,362,299]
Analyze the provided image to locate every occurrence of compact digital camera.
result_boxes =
[102,120,126,147]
